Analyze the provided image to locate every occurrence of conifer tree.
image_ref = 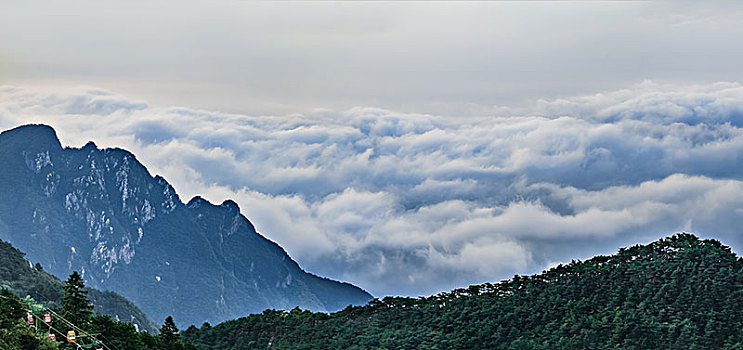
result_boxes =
[159,316,181,350]
[61,271,93,326]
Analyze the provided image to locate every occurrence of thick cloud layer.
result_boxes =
[2,81,743,296]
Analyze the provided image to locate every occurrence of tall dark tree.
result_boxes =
[61,271,93,326]
[159,316,181,350]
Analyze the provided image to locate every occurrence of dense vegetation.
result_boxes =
[0,239,158,333]
[183,234,743,349]
[1,267,195,350]
[0,288,57,350]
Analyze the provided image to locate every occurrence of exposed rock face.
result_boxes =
[0,124,372,327]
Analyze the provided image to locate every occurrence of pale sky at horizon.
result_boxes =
[2,1,743,116]
[3,1,743,297]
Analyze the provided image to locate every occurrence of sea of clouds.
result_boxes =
[2,81,743,296]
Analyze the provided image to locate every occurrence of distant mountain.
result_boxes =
[0,124,372,327]
[182,234,743,349]
[0,238,158,333]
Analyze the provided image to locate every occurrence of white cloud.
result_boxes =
[2,81,743,296]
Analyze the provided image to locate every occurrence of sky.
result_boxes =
[2,1,743,297]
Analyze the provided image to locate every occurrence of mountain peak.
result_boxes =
[186,196,241,213]
[0,124,62,150]
[82,140,97,150]
[220,199,240,212]
[187,195,210,208]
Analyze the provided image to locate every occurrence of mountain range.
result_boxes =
[0,124,372,327]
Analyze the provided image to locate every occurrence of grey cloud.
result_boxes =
[2,82,743,296]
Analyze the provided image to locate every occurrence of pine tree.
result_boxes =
[159,315,181,350]
[61,271,93,326]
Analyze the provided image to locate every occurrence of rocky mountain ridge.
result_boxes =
[0,124,372,327]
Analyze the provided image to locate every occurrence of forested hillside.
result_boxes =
[0,272,195,350]
[182,234,743,349]
[0,239,158,333]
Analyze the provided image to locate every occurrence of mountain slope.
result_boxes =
[0,124,372,327]
[182,233,743,349]
[0,239,158,333]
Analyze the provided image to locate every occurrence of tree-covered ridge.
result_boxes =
[182,233,743,350]
[0,239,158,333]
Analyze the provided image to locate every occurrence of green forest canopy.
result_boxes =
[182,233,743,350]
